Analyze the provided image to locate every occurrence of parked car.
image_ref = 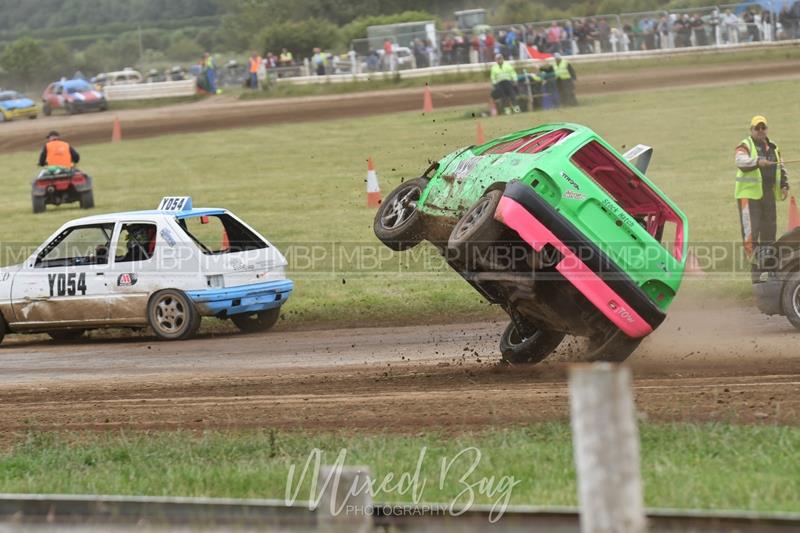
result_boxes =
[91,68,143,87]
[374,123,688,364]
[42,79,107,116]
[0,196,292,343]
[0,89,37,121]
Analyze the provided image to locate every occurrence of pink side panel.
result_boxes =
[495,196,654,338]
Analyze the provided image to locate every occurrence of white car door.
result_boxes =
[9,223,115,328]
[106,221,161,323]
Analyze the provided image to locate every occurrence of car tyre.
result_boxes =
[231,307,281,333]
[583,328,642,363]
[42,103,52,116]
[32,196,46,214]
[79,190,94,209]
[147,289,200,340]
[0,314,7,345]
[373,177,428,251]
[500,319,565,364]
[780,271,800,331]
[448,190,505,271]
[66,103,76,115]
[48,330,85,342]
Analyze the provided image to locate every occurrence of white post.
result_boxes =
[569,363,646,533]
[316,466,373,533]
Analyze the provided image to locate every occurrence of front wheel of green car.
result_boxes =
[500,319,565,365]
[780,271,800,331]
[448,189,505,271]
[373,177,428,251]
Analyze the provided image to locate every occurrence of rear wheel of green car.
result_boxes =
[373,177,428,251]
[231,308,281,333]
[448,190,505,271]
[500,319,565,365]
[583,329,642,363]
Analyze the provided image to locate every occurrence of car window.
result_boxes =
[176,214,267,255]
[35,224,115,268]
[481,132,551,154]
[66,82,91,94]
[516,129,572,154]
[115,223,157,263]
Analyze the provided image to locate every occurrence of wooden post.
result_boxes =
[569,363,646,533]
[316,466,373,533]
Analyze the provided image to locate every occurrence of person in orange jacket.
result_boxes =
[38,131,80,169]
[248,51,262,89]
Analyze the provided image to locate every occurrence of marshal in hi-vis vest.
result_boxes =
[45,139,74,168]
[735,136,781,200]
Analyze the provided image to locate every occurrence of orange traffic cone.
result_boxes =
[422,84,434,113]
[366,157,381,208]
[111,116,122,143]
[684,249,706,278]
[475,120,485,144]
[488,98,498,117]
[789,196,800,231]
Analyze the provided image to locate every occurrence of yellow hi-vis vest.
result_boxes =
[554,59,572,80]
[735,136,781,200]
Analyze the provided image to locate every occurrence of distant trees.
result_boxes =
[0,37,47,83]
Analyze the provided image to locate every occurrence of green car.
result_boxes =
[374,123,688,363]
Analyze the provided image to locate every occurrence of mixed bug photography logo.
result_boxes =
[284,446,520,523]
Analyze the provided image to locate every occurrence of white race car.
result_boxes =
[0,197,292,343]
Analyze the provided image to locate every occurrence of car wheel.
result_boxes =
[79,190,94,209]
[32,196,46,214]
[43,104,52,116]
[28,114,37,120]
[0,314,7,345]
[448,189,505,271]
[780,271,800,331]
[500,318,565,364]
[373,177,428,251]
[48,330,85,342]
[147,289,200,340]
[231,307,281,333]
[583,328,642,363]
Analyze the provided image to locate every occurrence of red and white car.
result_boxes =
[42,79,108,116]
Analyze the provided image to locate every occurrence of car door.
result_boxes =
[9,223,115,328]
[106,221,161,322]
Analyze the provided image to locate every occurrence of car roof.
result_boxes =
[63,207,227,226]
[61,79,92,90]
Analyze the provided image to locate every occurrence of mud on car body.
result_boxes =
[0,197,292,343]
[375,123,688,363]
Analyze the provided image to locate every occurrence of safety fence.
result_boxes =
[296,1,795,78]
[103,79,197,101]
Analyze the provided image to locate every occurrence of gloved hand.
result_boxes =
[781,185,789,201]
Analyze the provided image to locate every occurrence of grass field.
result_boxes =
[2,77,799,329]
[2,423,798,512]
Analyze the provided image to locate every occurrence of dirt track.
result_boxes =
[1,296,799,434]
[2,60,800,153]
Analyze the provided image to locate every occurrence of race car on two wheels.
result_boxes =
[375,123,689,364]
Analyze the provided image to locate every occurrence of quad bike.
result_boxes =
[31,167,94,214]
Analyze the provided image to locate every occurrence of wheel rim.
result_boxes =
[380,185,420,230]
[793,284,800,319]
[508,322,539,347]
[454,196,491,240]
[154,295,186,334]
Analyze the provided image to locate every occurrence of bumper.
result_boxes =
[753,277,783,315]
[2,107,37,119]
[494,180,665,339]
[187,279,293,317]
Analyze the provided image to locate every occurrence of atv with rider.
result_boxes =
[31,167,94,214]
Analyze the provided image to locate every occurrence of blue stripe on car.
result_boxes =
[186,279,293,317]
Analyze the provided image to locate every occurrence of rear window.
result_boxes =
[176,213,267,255]
[571,140,683,258]
[517,129,572,154]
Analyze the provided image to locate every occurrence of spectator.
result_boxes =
[690,14,707,47]
[485,32,496,62]
[441,34,455,65]
[657,15,671,48]
[546,21,562,54]
[562,20,574,55]
[248,51,261,89]
[279,48,293,66]
[553,53,577,106]
[640,17,656,50]
[744,9,761,42]
[723,9,739,44]
[382,39,395,71]
[597,18,612,52]
[506,27,518,58]
[709,9,721,45]
[312,47,326,75]
[202,52,218,94]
